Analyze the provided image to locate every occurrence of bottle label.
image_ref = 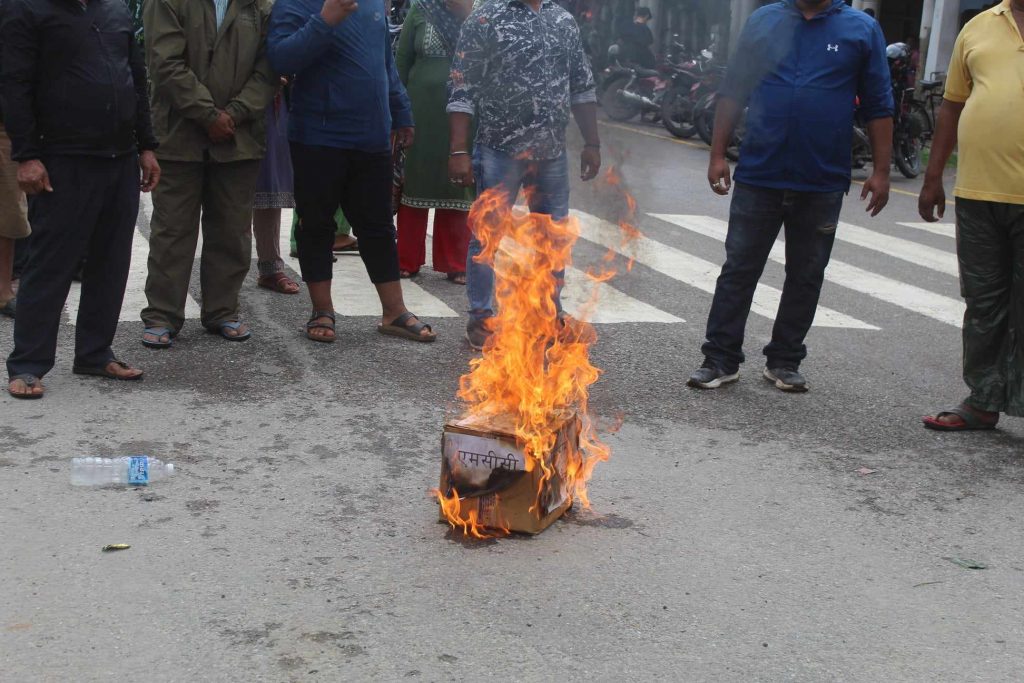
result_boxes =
[128,456,149,485]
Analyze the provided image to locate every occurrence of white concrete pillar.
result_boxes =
[924,0,961,80]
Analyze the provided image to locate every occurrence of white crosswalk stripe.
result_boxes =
[651,214,966,328]
[60,199,965,332]
[65,197,201,325]
[423,211,682,324]
[572,209,878,330]
[838,221,958,276]
[278,209,459,317]
[898,221,956,239]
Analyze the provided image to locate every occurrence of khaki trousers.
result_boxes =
[142,159,260,331]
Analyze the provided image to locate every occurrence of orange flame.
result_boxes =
[438,166,640,536]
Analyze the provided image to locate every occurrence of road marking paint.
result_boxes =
[572,209,877,330]
[426,213,683,324]
[66,208,201,325]
[898,221,956,239]
[652,214,965,328]
[837,221,958,276]
[279,210,459,317]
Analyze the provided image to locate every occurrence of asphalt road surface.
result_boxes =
[2,117,1022,682]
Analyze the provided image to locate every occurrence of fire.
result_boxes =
[435,166,640,537]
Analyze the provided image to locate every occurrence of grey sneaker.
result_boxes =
[687,360,739,389]
[763,366,808,393]
[465,318,492,351]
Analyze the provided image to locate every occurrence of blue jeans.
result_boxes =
[702,182,844,372]
[466,146,570,321]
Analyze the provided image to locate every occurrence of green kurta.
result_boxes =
[396,4,474,211]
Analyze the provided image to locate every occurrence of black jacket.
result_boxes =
[0,0,158,161]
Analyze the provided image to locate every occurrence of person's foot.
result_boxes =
[332,236,358,253]
[687,360,739,389]
[380,311,435,341]
[763,366,808,393]
[925,404,999,429]
[446,272,466,285]
[103,360,144,380]
[142,326,174,348]
[399,269,419,279]
[306,312,336,343]
[465,318,492,351]
[0,296,15,318]
[8,374,44,399]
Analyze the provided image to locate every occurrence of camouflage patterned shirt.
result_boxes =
[447,0,596,161]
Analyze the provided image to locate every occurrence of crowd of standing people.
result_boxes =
[0,0,599,397]
[0,0,1021,436]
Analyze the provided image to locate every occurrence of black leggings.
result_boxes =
[290,143,400,284]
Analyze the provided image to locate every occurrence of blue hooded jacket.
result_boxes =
[267,0,413,153]
[721,0,894,192]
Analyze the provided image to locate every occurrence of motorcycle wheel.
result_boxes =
[660,86,696,139]
[600,75,641,122]
[894,133,923,179]
[693,93,716,146]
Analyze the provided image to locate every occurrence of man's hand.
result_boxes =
[918,177,946,222]
[448,154,474,188]
[860,170,890,217]
[17,160,52,195]
[445,0,473,19]
[321,0,358,26]
[708,155,731,195]
[207,110,236,144]
[392,127,415,151]
[140,151,161,193]
[580,146,600,181]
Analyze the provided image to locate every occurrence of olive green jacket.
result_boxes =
[143,0,276,162]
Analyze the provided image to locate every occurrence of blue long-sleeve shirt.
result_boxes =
[267,0,413,154]
[721,0,894,193]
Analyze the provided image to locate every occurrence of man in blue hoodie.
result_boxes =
[687,0,894,393]
[268,0,435,343]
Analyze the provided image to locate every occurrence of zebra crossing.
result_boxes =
[62,201,962,333]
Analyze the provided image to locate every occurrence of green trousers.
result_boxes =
[142,159,261,331]
[956,198,1024,417]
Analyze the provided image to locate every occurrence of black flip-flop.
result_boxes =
[0,297,15,318]
[305,310,336,344]
[922,405,998,432]
[72,359,144,381]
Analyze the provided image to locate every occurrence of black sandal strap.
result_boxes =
[391,311,431,334]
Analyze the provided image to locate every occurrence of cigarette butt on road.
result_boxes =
[101,544,131,552]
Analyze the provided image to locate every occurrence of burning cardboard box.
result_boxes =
[438,412,581,535]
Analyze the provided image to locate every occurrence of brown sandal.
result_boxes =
[258,272,300,294]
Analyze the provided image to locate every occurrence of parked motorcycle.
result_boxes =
[691,90,744,162]
[851,43,930,178]
[598,44,666,123]
[659,48,715,139]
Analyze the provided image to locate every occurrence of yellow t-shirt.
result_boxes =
[944,0,1024,205]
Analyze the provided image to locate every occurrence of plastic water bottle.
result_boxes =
[70,456,175,486]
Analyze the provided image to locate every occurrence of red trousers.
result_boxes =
[396,205,470,275]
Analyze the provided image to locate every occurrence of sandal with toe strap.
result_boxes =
[258,271,300,294]
[922,404,999,432]
[142,326,175,349]
[73,358,144,381]
[306,310,336,344]
[8,373,44,399]
[208,320,252,342]
[378,311,435,343]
